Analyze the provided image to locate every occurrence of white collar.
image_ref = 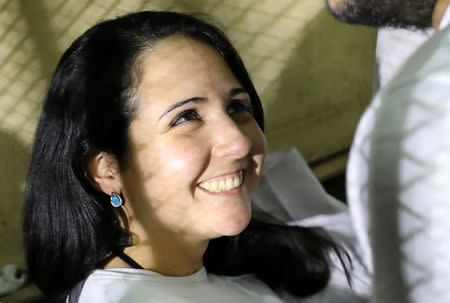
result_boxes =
[439,4,450,30]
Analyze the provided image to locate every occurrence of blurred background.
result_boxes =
[0,0,376,301]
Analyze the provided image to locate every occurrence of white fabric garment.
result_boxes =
[252,147,345,223]
[75,267,283,303]
[373,28,433,92]
[347,6,450,303]
[0,264,28,296]
[71,148,371,303]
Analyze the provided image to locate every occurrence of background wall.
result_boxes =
[0,0,376,301]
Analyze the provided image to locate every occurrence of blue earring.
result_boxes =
[110,191,123,207]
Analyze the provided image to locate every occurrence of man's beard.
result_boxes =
[326,0,437,29]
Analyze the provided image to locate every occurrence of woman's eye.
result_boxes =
[170,109,201,126]
[227,100,253,116]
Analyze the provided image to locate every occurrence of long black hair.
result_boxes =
[24,11,347,300]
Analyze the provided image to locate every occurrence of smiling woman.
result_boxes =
[23,11,362,303]
[97,35,267,273]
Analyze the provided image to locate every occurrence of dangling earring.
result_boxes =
[110,190,123,207]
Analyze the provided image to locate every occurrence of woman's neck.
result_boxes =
[104,220,209,276]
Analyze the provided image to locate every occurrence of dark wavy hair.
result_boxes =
[23,10,347,301]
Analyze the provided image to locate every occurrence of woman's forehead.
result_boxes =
[135,35,241,111]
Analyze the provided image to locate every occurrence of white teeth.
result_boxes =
[226,178,233,189]
[233,177,240,187]
[198,171,244,193]
[219,180,226,190]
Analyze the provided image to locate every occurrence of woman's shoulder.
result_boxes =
[67,269,132,303]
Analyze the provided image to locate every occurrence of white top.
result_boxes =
[347,6,450,303]
[76,267,283,303]
[373,27,433,92]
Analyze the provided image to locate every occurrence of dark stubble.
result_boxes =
[326,0,437,29]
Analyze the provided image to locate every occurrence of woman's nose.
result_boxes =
[211,117,252,160]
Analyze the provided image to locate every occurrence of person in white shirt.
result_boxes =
[326,1,450,302]
[23,11,370,303]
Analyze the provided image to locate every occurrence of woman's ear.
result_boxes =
[87,152,122,195]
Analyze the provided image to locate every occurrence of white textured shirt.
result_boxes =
[347,6,450,303]
[374,27,433,92]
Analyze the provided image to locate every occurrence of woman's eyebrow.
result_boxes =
[158,88,248,121]
[158,97,206,121]
[229,87,248,98]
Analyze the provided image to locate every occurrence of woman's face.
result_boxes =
[120,35,266,242]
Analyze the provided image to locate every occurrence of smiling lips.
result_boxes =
[198,170,244,193]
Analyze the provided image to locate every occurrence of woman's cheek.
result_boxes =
[151,136,208,185]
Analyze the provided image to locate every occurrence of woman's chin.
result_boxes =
[213,211,252,237]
